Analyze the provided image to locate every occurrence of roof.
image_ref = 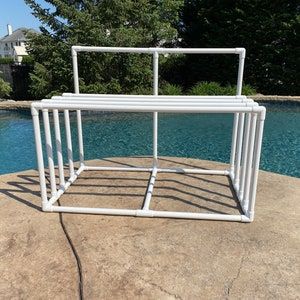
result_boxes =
[13,46,28,56]
[0,28,38,43]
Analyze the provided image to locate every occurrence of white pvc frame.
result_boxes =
[31,46,266,222]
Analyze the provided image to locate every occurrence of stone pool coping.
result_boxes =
[0,157,299,299]
[0,95,299,111]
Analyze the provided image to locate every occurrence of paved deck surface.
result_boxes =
[0,157,299,299]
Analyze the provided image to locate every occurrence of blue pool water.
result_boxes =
[0,102,299,177]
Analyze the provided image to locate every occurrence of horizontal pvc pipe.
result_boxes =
[49,205,249,222]
[50,206,138,215]
[48,98,254,104]
[84,166,153,172]
[33,103,263,114]
[83,166,229,175]
[72,45,244,55]
[43,100,257,107]
[61,93,247,100]
[45,98,255,103]
[157,168,229,175]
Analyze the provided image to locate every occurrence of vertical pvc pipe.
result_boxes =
[230,50,246,177]
[42,109,57,197]
[153,51,159,166]
[72,47,85,167]
[53,109,65,187]
[238,113,251,202]
[233,112,245,190]
[243,113,257,212]
[64,109,75,178]
[31,107,48,210]
[229,114,239,178]
[236,50,246,96]
[247,110,265,221]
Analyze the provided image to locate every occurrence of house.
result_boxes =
[0,25,38,62]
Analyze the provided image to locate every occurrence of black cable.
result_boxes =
[57,199,84,300]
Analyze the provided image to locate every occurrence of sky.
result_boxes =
[0,0,49,37]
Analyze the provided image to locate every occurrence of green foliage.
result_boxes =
[21,56,34,65]
[222,84,256,96]
[29,62,52,99]
[0,57,14,64]
[179,1,299,95]
[160,82,182,95]
[189,82,224,95]
[0,77,12,98]
[131,86,153,95]
[188,81,256,95]
[25,0,183,98]
[241,84,257,96]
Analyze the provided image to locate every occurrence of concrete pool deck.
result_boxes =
[0,157,299,299]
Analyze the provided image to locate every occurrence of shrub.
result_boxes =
[189,81,256,96]
[241,84,256,95]
[0,77,12,98]
[160,83,182,95]
[0,57,14,64]
[189,81,224,95]
[222,84,256,96]
[131,86,153,95]
[21,56,34,65]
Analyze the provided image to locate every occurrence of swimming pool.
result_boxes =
[0,102,299,177]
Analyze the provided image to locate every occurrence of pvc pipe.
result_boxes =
[247,114,265,221]
[153,51,159,165]
[238,113,252,201]
[31,107,49,210]
[62,93,247,99]
[72,48,85,167]
[142,167,158,210]
[53,109,65,187]
[236,50,246,95]
[76,110,84,166]
[233,113,245,189]
[83,166,228,175]
[48,166,84,206]
[72,48,80,94]
[42,109,57,197]
[50,205,249,222]
[230,49,246,183]
[243,113,257,211]
[42,100,257,107]
[157,168,229,175]
[229,113,239,177]
[64,110,75,177]
[72,45,244,55]
[84,166,153,172]
[46,98,255,104]
[32,102,262,113]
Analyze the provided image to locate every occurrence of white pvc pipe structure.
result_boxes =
[31,46,266,222]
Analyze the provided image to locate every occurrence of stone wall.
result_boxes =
[0,64,13,84]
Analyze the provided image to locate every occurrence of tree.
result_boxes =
[178,0,299,95]
[0,77,12,98]
[25,0,183,98]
